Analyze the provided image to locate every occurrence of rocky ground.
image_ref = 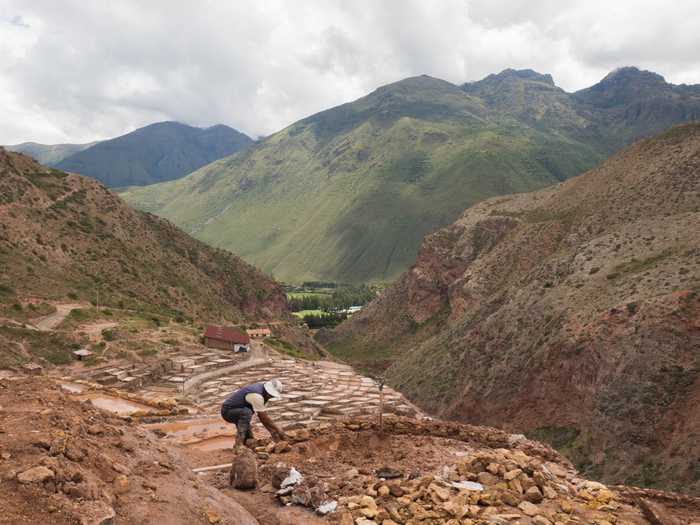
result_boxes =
[196,419,700,524]
[0,377,257,525]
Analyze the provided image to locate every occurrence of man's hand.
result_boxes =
[272,430,289,442]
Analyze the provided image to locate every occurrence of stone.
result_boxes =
[33,437,52,450]
[339,513,354,525]
[112,463,129,475]
[376,466,402,479]
[87,424,105,436]
[205,510,221,524]
[291,484,313,506]
[389,484,404,497]
[504,469,522,481]
[355,519,376,525]
[486,463,501,475]
[542,485,557,499]
[533,471,548,487]
[429,483,451,501]
[525,485,543,503]
[477,472,500,486]
[581,480,607,491]
[508,477,523,494]
[230,448,257,490]
[49,437,68,456]
[17,465,54,484]
[344,468,359,479]
[113,475,129,495]
[559,499,573,514]
[533,516,552,525]
[377,485,390,497]
[359,495,377,509]
[317,500,337,515]
[441,499,468,519]
[544,462,568,478]
[269,463,290,489]
[518,501,539,517]
[65,445,85,462]
[500,490,520,507]
[79,501,116,525]
[596,488,614,504]
[273,440,291,454]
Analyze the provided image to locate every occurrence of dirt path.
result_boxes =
[32,303,84,331]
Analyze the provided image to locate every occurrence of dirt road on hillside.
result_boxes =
[33,303,83,331]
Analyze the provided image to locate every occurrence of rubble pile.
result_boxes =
[231,418,700,524]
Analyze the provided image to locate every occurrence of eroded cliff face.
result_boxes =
[327,124,700,493]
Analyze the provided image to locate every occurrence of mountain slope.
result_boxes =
[56,121,253,187]
[0,148,286,321]
[5,141,97,165]
[123,75,607,283]
[123,69,700,284]
[323,123,700,494]
[573,66,700,147]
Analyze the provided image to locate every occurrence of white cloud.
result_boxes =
[1,0,699,144]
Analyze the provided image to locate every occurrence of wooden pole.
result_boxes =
[378,378,385,433]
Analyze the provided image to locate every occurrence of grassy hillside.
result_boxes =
[56,121,253,187]
[124,75,604,283]
[0,148,287,322]
[123,68,700,284]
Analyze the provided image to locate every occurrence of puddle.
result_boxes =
[144,418,231,441]
[80,394,153,415]
[60,382,85,394]
[186,436,234,452]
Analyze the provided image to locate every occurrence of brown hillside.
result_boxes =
[0,148,287,321]
[0,377,258,525]
[325,123,700,494]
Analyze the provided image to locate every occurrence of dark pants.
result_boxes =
[221,406,254,442]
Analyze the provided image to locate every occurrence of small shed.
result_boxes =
[203,325,250,352]
[73,349,93,361]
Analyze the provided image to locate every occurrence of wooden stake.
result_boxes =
[378,377,385,433]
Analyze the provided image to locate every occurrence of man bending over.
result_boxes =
[221,379,289,449]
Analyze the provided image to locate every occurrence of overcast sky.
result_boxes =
[2,0,700,144]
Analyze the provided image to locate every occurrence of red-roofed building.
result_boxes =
[203,325,250,352]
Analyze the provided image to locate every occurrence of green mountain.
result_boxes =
[122,68,700,284]
[56,121,253,187]
[5,141,97,165]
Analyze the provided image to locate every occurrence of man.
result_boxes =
[221,379,289,449]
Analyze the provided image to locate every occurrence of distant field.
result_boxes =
[292,309,326,318]
[286,291,332,300]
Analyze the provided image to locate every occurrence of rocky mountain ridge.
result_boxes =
[324,123,700,495]
[123,67,700,283]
